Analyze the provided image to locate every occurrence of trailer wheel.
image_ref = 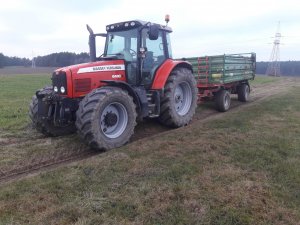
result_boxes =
[237,84,250,102]
[76,87,137,150]
[29,92,76,136]
[159,67,197,127]
[215,89,231,112]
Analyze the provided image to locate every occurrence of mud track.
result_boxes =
[1,77,299,185]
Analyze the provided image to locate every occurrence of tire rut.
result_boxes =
[0,150,98,184]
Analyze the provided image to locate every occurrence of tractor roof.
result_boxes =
[106,20,172,33]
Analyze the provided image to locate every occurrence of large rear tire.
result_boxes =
[75,87,137,150]
[29,88,76,136]
[215,89,231,112]
[237,84,250,102]
[159,67,198,127]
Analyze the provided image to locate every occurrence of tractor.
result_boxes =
[29,17,198,150]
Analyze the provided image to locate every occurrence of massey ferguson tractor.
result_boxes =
[30,17,256,150]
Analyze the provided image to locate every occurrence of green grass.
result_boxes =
[0,74,50,131]
[0,74,275,132]
[250,75,278,85]
[0,76,299,224]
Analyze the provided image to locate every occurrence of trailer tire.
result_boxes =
[159,67,197,127]
[237,84,250,102]
[215,89,231,112]
[29,93,76,136]
[76,87,137,150]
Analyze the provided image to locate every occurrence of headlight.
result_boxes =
[54,86,58,92]
[60,86,66,94]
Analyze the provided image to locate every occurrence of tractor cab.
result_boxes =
[88,20,173,87]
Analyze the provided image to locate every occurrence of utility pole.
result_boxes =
[32,51,36,68]
[266,22,281,77]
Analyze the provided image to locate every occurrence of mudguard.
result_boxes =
[101,80,148,118]
[151,59,193,90]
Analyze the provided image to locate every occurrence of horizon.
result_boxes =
[2,51,300,63]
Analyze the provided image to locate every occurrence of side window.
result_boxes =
[166,33,173,58]
[142,29,165,63]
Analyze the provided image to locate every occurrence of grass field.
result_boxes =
[0,74,50,131]
[0,73,299,224]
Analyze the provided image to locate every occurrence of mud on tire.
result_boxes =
[159,67,198,128]
[75,87,137,150]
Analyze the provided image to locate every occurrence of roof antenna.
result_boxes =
[165,14,170,26]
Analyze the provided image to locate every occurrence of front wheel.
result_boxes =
[159,67,198,127]
[75,87,137,150]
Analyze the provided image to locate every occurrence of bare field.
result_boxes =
[0,73,300,224]
[0,66,56,75]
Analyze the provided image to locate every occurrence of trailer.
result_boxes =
[186,53,256,111]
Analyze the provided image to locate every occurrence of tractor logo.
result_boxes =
[112,74,122,78]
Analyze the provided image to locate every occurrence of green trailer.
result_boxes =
[182,53,256,112]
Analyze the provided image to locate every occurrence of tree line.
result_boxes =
[34,52,89,67]
[0,52,89,68]
[255,61,300,76]
[0,52,300,76]
[0,53,31,68]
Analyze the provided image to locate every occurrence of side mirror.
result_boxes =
[148,24,159,40]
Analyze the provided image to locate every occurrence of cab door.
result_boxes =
[140,29,167,86]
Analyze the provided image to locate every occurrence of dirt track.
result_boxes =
[1,77,299,184]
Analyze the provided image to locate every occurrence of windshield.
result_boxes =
[105,29,138,61]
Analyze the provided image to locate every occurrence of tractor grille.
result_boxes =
[52,71,67,94]
[74,78,91,92]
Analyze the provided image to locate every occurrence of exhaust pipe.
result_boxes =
[86,24,96,62]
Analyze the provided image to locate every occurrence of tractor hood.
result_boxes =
[55,59,125,76]
[54,60,126,98]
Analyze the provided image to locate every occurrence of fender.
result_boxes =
[151,59,193,90]
[101,80,148,118]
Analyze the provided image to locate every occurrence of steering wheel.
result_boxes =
[129,49,137,56]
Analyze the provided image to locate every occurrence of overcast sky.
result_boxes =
[0,0,299,61]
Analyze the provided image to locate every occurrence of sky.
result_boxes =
[0,0,299,61]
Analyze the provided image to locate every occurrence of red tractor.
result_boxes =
[30,19,198,150]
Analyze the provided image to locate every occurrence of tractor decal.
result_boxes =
[77,64,125,74]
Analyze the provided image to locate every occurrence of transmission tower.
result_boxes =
[266,22,281,76]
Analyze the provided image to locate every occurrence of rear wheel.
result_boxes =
[215,89,231,112]
[76,87,137,150]
[159,67,198,127]
[29,88,76,136]
[237,84,250,102]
